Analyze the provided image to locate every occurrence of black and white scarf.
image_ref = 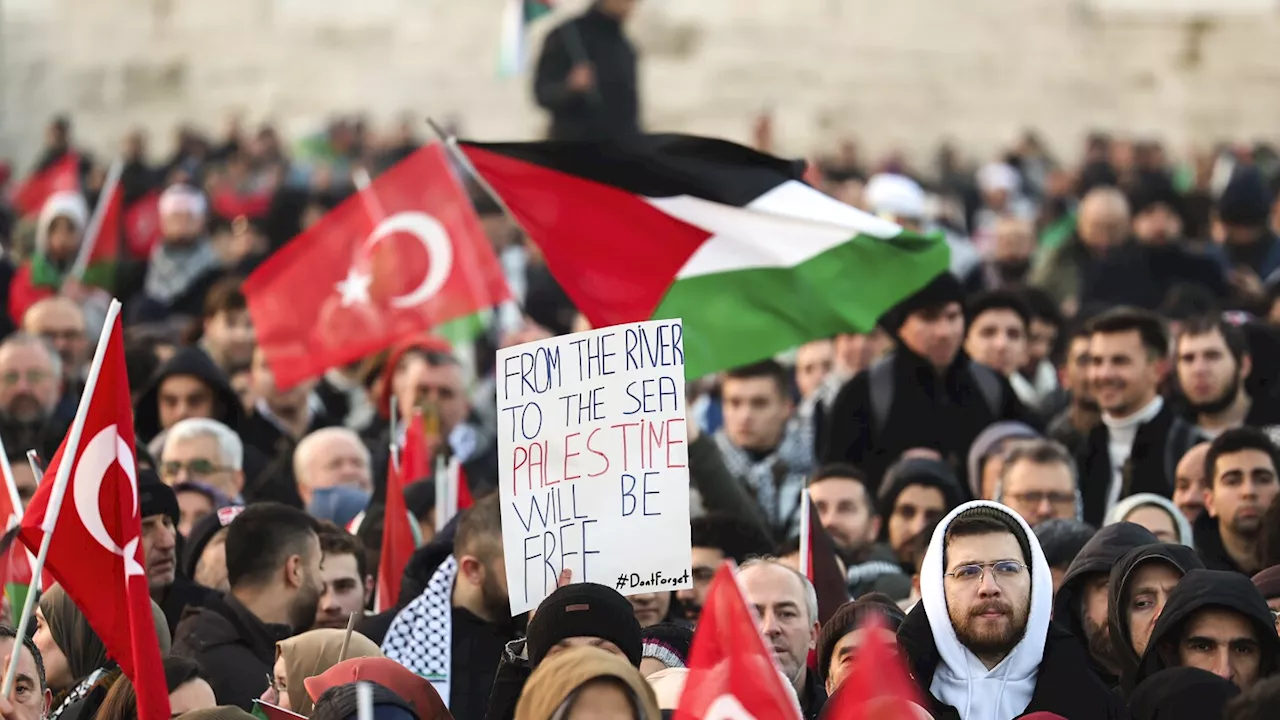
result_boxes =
[48,667,107,720]
[144,239,220,305]
[714,426,814,539]
[381,555,458,708]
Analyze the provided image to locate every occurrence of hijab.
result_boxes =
[515,647,661,720]
[40,584,109,686]
[304,657,450,720]
[276,629,383,716]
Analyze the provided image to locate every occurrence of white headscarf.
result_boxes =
[920,501,1052,720]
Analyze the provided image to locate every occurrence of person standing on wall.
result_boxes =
[534,0,641,142]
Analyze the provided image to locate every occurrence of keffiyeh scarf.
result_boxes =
[381,555,459,708]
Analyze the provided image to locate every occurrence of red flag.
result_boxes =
[12,154,79,217]
[455,462,474,512]
[123,190,163,259]
[675,564,803,720]
[18,309,170,720]
[822,614,923,719]
[376,413,425,612]
[244,144,511,389]
[802,493,849,626]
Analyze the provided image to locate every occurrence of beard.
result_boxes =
[1084,615,1118,671]
[950,598,1029,659]
[1186,373,1241,417]
[1229,511,1265,538]
[289,575,323,631]
[480,567,510,621]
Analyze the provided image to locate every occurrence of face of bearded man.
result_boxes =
[944,532,1032,662]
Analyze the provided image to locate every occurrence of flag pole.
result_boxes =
[25,452,44,485]
[70,160,124,282]
[424,117,531,329]
[1,298,121,697]
[798,490,811,579]
[0,437,23,524]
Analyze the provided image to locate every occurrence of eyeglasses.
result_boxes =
[944,560,1028,583]
[1006,491,1076,506]
[0,370,52,387]
[160,459,230,479]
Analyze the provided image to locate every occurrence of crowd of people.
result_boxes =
[0,0,1278,719]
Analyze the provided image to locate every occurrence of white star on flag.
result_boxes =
[335,268,373,307]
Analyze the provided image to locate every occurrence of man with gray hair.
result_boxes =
[161,417,245,511]
[294,427,373,526]
[995,439,1081,526]
[0,332,67,461]
[737,557,825,719]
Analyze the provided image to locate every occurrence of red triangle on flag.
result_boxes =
[674,563,803,720]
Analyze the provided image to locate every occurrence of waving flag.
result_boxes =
[12,154,79,217]
[459,135,949,376]
[245,144,509,389]
[499,0,555,76]
[18,303,170,720]
[675,564,803,720]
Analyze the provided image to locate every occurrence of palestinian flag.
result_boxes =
[499,0,555,76]
[458,135,950,377]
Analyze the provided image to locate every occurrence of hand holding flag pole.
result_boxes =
[1,298,121,698]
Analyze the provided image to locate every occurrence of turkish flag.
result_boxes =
[822,614,924,719]
[375,412,426,612]
[244,144,510,389]
[675,564,803,720]
[18,310,170,720]
[12,154,79,217]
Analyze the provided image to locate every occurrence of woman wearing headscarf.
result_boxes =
[1105,493,1195,547]
[6,191,111,333]
[515,646,661,720]
[304,656,450,720]
[261,628,383,716]
[34,584,173,720]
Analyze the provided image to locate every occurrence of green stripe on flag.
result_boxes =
[654,233,949,377]
[4,582,30,626]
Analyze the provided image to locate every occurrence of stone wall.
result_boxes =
[3,0,1280,170]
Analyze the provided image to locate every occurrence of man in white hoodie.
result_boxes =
[897,501,1128,719]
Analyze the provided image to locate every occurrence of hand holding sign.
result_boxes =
[497,320,693,615]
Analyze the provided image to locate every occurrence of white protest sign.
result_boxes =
[497,319,693,615]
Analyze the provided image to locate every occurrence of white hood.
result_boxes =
[35,191,89,256]
[919,501,1052,720]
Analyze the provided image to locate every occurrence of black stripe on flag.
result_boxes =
[459,134,806,207]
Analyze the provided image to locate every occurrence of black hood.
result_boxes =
[1107,543,1205,692]
[1051,522,1158,685]
[1133,569,1280,689]
[1053,522,1160,643]
[1128,666,1240,720]
[133,346,243,442]
[875,458,966,542]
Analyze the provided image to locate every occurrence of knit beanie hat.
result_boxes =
[181,505,244,579]
[640,622,694,670]
[816,593,906,681]
[138,469,179,526]
[952,505,1033,566]
[526,583,644,668]
[1252,565,1280,599]
[1217,167,1272,226]
[878,272,965,335]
